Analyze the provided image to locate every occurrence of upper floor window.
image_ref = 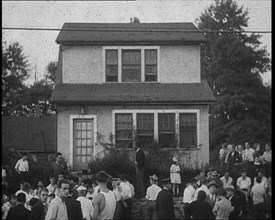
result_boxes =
[145,49,157,82]
[104,47,159,83]
[122,50,141,82]
[106,50,118,82]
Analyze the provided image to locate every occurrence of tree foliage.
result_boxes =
[2,41,30,116]
[2,39,57,116]
[197,0,271,148]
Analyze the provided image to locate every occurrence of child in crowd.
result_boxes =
[47,193,55,203]
[33,181,44,198]
[47,176,57,195]
[170,157,181,196]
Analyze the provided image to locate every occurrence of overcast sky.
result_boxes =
[2,0,271,85]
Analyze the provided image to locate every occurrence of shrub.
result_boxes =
[88,149,136,184]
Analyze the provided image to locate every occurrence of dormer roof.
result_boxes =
[56,22,206,45]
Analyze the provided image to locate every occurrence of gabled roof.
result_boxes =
[51,83,215,105]
[56,22,206,45]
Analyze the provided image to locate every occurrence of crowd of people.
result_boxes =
[1,142,272,220]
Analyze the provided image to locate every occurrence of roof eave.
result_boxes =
[56,40,206,45]
[51,100,216,105]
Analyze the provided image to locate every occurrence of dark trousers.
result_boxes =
[113,201,122,220]
[121,198,132,220]
[145,200,157,220]
[19,171,29,182]
[250,203,266,220]
[136,167,145,199]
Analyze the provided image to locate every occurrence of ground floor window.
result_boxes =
[115,113,133,148]
[113,110,199,149]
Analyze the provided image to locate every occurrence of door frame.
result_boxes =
[69,115,97,170]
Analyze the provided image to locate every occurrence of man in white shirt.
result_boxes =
[183,178,197,204]
[119,173,133,219]
[15,152,29,182]
[236,169,251,202]
[253,169,268,191]
[193,176,210,200]
[220,170,233,189]
[243,142,255,162]
[145,174,162,219]
[250,176,266,219]
[76,185,93,220]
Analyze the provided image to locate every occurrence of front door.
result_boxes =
[73,118,94,170]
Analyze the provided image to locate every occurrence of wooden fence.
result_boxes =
[2,116,57,161]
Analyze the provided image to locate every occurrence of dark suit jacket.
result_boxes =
[184,200,215,220]
[6,204,30,220]
[227,151,242,165]
[229,195,242,219]
[65,197,83,220]
[29,200,46,220]
[205,193,217,208]
[136,148,145,169]
[156,189,175,220]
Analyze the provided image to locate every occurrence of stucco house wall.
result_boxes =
[61,45,201,84]
[57,104,209,169]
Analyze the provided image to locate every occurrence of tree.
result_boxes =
[2,41,30,116]
[196,0,271,149]
[45,61,57,84]
[22,61,58,116]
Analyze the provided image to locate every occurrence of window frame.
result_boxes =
[103,46,160,83]
[112,109,200,149]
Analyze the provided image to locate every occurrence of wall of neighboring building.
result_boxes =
[61,45,201,84]
[57,104,209,170]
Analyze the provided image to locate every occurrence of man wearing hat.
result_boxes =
[76,185,93,220]
[145,174,162,219]
[156,178,175,219]
[226,186,243,219]
[209,171,223,189]
[206,180,217,208]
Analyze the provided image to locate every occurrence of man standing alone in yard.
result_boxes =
[135,143,146,199]
[15,152,29,182]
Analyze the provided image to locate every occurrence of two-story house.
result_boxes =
[51,22,215,170]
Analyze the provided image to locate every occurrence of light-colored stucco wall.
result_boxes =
[57,104,209,170]
[159,45,200,83]
[62,45,103,84]
[61,45,201,84]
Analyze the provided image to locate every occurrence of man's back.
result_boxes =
[29,200,46,220]
[97,191,116,220]
[6,204,30,220]
[184,200,214,219]
[156,189,175,219]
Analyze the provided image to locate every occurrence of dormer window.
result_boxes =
[104,46,159,83]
